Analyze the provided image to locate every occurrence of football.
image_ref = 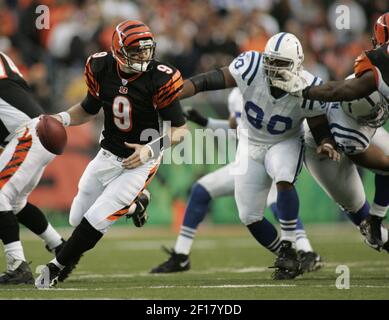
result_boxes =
[36,115,67,155]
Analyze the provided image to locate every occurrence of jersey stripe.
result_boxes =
[84,59,100,98]
[247,53,262,86]
[302,76,318,109]
[153,70,183,109]
[332,131,368,149]
[0,129,32,189]
[329,123,370,144]
[241,52,256,80]
[308,79,323,110]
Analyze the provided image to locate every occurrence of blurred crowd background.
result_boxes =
[1,0,388,113]
[0,0,388,225]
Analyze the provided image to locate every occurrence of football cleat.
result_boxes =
[359,215,386,250]
[298,251,324,273]
[0,260,34,285]
[271,240,301,280]
[150,247,190,273]
[46,239,82,282]
[35,263,60,289]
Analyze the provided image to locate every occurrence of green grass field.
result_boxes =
[0,223,388,300]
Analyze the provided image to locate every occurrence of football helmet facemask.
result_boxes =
[262,32,304,86]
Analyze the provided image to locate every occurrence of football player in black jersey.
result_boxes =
[35,20,188,288]
[0,52,77,284]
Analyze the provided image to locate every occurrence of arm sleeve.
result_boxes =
[81,91,102,115]
[153,69,184,110]
[158,99,186,127]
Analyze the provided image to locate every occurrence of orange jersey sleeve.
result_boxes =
[354,52,378,85]
[153,69,184,110]
[84,56,100,98]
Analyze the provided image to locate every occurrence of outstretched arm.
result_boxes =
[348,144,389,172]
[305,71,377,102]
[179,67,236,100]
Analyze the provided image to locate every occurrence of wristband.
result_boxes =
[57,112,71,127]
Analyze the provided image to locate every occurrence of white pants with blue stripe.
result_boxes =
[234,136,304,225]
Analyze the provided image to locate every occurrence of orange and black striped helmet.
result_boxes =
[111,20,156,72]
[372,12,389,48]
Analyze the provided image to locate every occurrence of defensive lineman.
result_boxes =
[178,32,339,279]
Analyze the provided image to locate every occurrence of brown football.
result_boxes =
[36,115,67,155]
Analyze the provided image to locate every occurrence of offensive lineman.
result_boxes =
[0,52,76,284]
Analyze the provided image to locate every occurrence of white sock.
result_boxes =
[296,230,313,252]
[49,258,64,270]
[39,224,63,251]
[174,226,197,255]
[370,203,388,218]
[4,241,26,271]
[280,229,296,244]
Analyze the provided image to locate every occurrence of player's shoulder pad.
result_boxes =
[354,51,375,78]
[151,60,181,86]
[229,51,262,85]
[86,52,110,74]
[300,70,326,110]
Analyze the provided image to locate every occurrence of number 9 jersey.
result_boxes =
[81,52,186,158]
[229,51,328,145]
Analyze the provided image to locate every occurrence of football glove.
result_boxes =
[129,190,151,228]
[271,70,308,97]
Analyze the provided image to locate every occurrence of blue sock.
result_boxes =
[345,200,370,226]
[374,175,389,207]
[270,202,304,230]
[247,218,281,254]
[181,183,211,233]
[277,188,299,241]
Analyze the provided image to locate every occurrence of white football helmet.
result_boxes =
[341,75,389,128]
[262,32,304,85]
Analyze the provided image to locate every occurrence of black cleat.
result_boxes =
[150,247,190,273]
[57,253,83,282]
[0,261,34,285]
[35,262,60,289]
[298,251,324,273]
[47,239,82,282]
[359,215,386,250]
[271,241,301,280]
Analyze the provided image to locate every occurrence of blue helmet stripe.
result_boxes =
[274,32,287,51]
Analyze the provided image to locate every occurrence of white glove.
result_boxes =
[271,70,309,97]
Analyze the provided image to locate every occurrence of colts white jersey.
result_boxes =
[229,51,327,145]
[304,102,376,154]
[228,87,243,127]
